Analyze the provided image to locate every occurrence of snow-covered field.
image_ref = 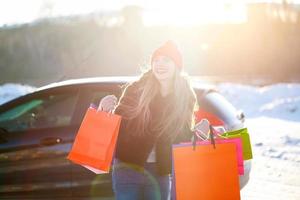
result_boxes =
[218,83,300,200]
[0,83,35,105]
[0,82,299,199]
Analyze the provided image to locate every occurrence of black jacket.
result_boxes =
[114,81,193,175]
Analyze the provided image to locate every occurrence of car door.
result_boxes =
[0,86,79,199]
[70,83,122,198]
[194,88,250,189]
[195,89,244,130]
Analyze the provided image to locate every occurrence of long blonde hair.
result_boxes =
[116,68,197,140]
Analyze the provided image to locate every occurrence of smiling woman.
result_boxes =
[96,40,199,200]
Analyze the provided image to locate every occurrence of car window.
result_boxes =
[0,99,43,122]
[0,93,78,132]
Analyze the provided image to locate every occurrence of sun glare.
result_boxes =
[4,0,299,27]
[143,1,248,26]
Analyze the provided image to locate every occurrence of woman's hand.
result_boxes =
[98,95,118,112]
[194,119,210,139]
[194,119,226,139]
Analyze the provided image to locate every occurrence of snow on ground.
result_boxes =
[0,82,299,199]
[217,83,300,200]
[218,83,300,121]
[240,117,300,200]
[0,83,36,105]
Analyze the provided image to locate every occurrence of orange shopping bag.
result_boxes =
[67,106,121,174]
[172,137,240,200]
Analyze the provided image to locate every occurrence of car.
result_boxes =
[0,77,251,199]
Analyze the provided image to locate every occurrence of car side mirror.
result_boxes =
[237,110,245,123]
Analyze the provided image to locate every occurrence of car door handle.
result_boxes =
[40,137,62,146]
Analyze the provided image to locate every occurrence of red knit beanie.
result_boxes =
[151,40,183,69]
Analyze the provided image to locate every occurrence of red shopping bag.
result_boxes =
[172,135,240,200]
[67,106,121,173]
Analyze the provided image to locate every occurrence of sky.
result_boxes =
[1,0,300,27]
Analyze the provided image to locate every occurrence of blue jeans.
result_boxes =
[112,159,171,200]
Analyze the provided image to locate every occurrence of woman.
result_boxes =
[99,40,206,200]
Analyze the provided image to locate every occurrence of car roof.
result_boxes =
[37,76,216,92]
[36,76,138,91]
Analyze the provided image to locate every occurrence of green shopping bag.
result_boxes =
[221,128,253,160]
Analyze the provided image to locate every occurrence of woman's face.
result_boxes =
[152,55,177,83]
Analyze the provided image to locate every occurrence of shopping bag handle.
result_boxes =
[209,125,216,149]
[193,125,216,150]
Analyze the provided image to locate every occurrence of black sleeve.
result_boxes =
[114,83,138,116]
